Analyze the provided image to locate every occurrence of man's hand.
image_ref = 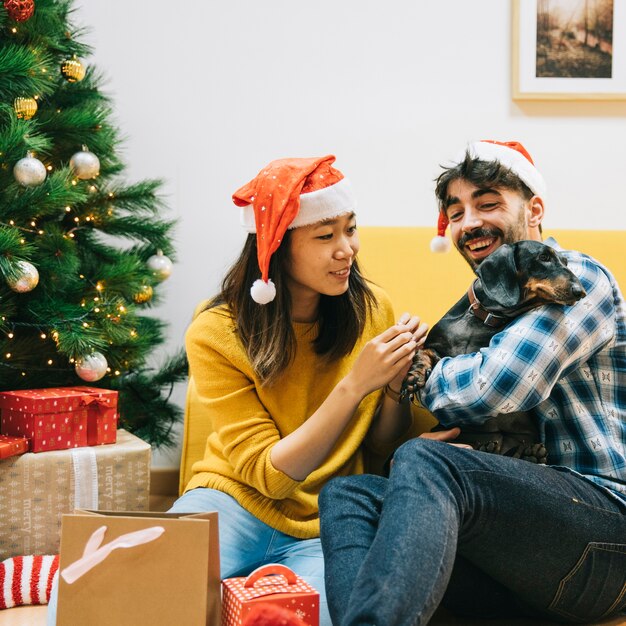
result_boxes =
[419,427,474,449]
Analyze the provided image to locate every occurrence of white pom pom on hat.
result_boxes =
[430,212,451,253]
[431,139,546,254]
[250,279,276,304]
[232,155,356,304]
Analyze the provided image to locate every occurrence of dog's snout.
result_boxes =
[571,282,586,299]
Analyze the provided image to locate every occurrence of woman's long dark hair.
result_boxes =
[208,230,376,385]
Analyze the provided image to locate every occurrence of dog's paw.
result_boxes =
[400,349,439,403]
[475,439,502,454]
[516,443,548,464]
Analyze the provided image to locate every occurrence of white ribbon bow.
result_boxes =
[61,524,165,584]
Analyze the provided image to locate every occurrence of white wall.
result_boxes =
[74,0,626,466]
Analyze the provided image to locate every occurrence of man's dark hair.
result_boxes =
[435,150,535,212]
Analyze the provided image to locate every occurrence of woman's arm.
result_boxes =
[270,319,425,480]
[365,314,428,445]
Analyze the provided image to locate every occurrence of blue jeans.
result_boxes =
[319,438,626,626]
[170,488,332,626]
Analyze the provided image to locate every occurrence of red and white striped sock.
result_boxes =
[0,555,59,609]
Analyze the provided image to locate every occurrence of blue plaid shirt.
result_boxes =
[421,238,626,502]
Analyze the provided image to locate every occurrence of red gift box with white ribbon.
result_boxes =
[222,564,319,626]
[0,386,118,453]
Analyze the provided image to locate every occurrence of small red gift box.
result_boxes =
[222,564,319,626]
[0,434,29,459]
[0,386,118,453]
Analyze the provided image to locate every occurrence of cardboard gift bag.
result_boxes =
[222,563,319,626]
[56,510,221,626]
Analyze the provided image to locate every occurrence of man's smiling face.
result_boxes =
[444,179,536,270]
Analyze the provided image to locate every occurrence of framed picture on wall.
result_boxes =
[512,0,626,100]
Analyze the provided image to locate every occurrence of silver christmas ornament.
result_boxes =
[75,351,108,382]
[6,260,39,293]
[13,153,47,187]
[146,251,173,281]
[70,146,100,180]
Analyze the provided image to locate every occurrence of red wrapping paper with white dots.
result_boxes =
[222,564,319,626]
[0,434,29,458]
[0,386,118,452]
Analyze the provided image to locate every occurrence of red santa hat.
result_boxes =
[431,140,547,253]
[232,155,356,304]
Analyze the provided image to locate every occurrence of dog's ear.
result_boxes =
[476,244,521,308]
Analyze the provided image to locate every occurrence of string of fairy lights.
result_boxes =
[1,1,173,383]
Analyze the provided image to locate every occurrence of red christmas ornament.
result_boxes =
[3,0,34,22]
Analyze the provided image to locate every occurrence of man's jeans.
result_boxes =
[320,438,626,626]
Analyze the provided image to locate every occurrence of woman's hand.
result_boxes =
[344,313,428,399]
[386,313,429,395]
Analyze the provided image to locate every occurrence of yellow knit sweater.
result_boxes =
[184,284,397,539]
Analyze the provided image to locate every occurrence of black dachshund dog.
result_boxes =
[401,240,586,463]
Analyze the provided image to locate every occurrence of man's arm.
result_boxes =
[421,256,616,426]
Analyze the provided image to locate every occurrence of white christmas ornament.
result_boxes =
[69,146,100,179]
[6,260,39,293]
[75,352,108,382]
[250,278,276,304]
[13,154,47,187]
[146,251,173,281]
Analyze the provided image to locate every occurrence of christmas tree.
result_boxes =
[0,0,187,447]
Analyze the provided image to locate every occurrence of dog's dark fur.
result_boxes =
[401,240,586,463]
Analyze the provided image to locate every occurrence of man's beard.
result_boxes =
[456,209,529,270]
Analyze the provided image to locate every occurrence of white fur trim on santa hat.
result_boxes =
[458,141,547,198]
[240,178,357,233]
[250,279,276,304]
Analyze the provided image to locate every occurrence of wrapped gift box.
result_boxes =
[0,434,29,459]
[0,428,150,560]
[0,386,118,452]
[222,564,319,626]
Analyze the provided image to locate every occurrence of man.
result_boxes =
[319,140,626,626]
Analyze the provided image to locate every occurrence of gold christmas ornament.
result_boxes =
[61,57,86,82]
[6,260,39,293]
[133,284,153,304]
[13,96,38,120]
[75,351,108,382]
[70,145,100,179]
[146,251,173,281]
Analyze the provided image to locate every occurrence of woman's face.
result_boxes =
[285,212,359,321]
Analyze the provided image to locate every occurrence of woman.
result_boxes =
[169,155,427,626]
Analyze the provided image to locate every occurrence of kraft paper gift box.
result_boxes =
[56,510,221,626]
[222,564,319,626]
[0,428,150,559]
[0,386,118,453]
[0,434,29,459]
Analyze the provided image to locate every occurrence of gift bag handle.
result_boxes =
[244,563,298,588]
[61,524,165,584]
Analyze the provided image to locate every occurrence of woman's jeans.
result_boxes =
[320,438,626,626]
[170,488,332,626]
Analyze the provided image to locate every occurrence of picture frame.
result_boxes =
[512,0,626,100]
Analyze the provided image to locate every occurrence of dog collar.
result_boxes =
[467,281,509,328]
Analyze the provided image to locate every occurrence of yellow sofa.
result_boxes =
[175,226,625,626]
[180,226,626,491]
